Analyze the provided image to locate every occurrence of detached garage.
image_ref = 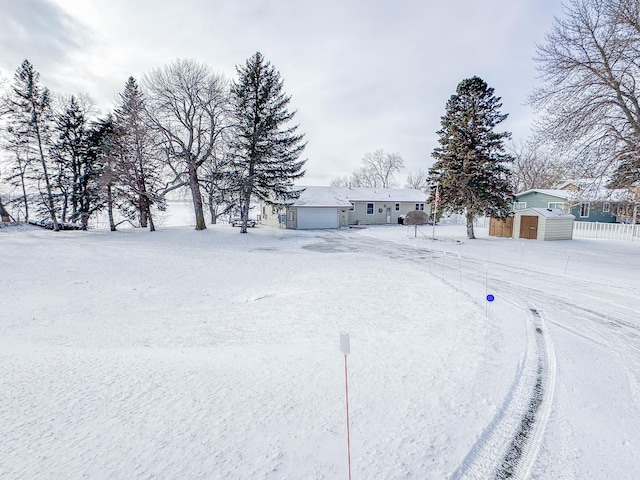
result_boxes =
[513,208,575,241]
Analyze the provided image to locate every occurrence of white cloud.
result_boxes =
[0,0,565,185]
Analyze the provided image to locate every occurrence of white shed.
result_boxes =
[513,208,575,241]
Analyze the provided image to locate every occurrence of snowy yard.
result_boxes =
[1,220,639,479]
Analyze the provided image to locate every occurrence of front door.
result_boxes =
[386,207,391,224]
[520,215,538,240]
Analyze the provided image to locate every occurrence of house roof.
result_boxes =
[289,186,354,208]
[516,189,574,200]
[290,186,428,207]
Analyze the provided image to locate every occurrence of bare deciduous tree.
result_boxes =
[531,0,640,186]
[144,59,228,231]
[405,169,429,191]
[331,149,405,188]
[507,140,570,192]
[361,150,404,188]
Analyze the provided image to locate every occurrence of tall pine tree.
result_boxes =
[7,60,59,230]
[52,95,87,223]
[113,77,162,231]
[429,76,513,239]
[230,52,306,233]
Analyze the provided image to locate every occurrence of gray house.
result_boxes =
[260,186,430,229]
[515,180,639,223]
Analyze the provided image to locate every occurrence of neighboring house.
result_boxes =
[515,181,639,223]
[260,186,430,230]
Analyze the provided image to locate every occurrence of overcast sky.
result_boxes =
[0,0,565,186]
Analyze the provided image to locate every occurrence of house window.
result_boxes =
[580,202,590,217]
[513,202,526,211]
[415,203,424,210]
[366,203,374,215]
[395,203,400,211]
[263,206,266,215]
[548,202,565,211]
[603,202,611,213]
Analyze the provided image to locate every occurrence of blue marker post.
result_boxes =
[484,294,495,363]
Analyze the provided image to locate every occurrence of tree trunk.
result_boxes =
[208,189,217,224]
[148,209,156,232]
[187,161,206,230]
[34,120,59,231]
[466,211,475,239]
[107,185,116,231]
[0,196,10,222]
[240,194,251,234]
[14,152,29,222]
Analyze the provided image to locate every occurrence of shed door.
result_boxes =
[490,217,513,238]
[520,215,539,240]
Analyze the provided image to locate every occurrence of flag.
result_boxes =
[434,186,440,208]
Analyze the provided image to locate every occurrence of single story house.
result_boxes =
[515,181,638,223]
[513,208,575,241]
[260,186,430,230]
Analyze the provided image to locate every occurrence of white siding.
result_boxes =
[543,218,574,240]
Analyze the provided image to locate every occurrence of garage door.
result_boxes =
[297,208,339,229]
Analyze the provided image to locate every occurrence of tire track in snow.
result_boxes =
[320,231,558,478]
[450,308,555,480]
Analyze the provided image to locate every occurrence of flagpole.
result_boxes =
[432,182,439,240]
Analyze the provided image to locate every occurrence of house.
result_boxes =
[515,181,639,223]
[260,186,430,230]
[513,208,575,241]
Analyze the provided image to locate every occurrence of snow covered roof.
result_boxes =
[519,207,575,219]
[290,186,428,207]
[517,184,636,202]
[516,189,575,200]
[556,179,635,202]
[289,186,354,208]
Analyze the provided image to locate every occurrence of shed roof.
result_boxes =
[518,207,575,219]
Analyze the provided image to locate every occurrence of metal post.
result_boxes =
[432,183,439,240]
[344,354,351,480]
[340,333,351,480]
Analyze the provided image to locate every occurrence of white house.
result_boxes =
[260,186,430,230]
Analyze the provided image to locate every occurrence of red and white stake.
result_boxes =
[340,333,352,480]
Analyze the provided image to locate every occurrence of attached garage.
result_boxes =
[513,208,575,241]
[295,207,339,229]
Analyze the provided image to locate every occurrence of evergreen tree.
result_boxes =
[52,95,87,223]
[428,76,513,239]
[113,77,163,231]
[230,52,306,233]
[87,115,120,231]
[7,60,59,230]
[51,95,106,229]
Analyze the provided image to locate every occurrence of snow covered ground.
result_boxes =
[1,216,639,479]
